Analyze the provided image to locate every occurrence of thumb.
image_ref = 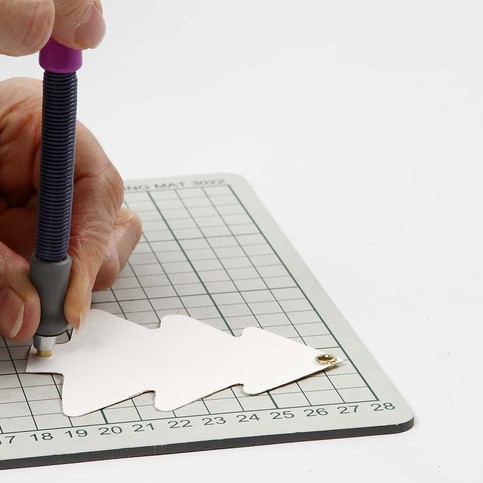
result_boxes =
[0,243,40,341]
[52,0,106,50]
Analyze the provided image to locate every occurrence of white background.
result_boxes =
[1,1,482,481]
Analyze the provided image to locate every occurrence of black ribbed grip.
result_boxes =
[35,72,77,262]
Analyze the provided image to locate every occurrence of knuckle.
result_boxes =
[94,251,119,290]
[18,0,55,55]
[54,0,89,21]
[102,163,124,214]
[123,208,143,238]
[0,244,28,280]
[94,265,117,290]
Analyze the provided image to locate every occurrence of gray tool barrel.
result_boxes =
[30,255,72,337]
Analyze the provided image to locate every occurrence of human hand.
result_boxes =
[0,78,142,340]
[0,0,106,55]
[0,1,142,341]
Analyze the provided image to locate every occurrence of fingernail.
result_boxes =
[11,304,24,339]
[75,1,106,49]
[0,288,25,339]
[77,291,92,330]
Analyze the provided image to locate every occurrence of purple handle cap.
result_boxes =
[39,38,82,73]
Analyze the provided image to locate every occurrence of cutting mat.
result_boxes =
[0,174,413,470]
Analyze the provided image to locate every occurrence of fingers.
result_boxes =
[65,205,142,328]
[0,206,141,339]
[0,242,40,341]
[63,122,140,328]
[0,0,105,56]
[0,80,141,340]
[0,0,55,56]
[52,0,106,50]
[93,208,142,291]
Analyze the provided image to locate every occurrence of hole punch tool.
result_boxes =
[30,39,82,357]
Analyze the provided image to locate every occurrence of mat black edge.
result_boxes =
[0,416,414,471]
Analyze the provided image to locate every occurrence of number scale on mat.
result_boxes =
[0,174,413,470]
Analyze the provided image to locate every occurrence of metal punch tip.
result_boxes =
[36,350,53,358]
[33,335,57,357]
